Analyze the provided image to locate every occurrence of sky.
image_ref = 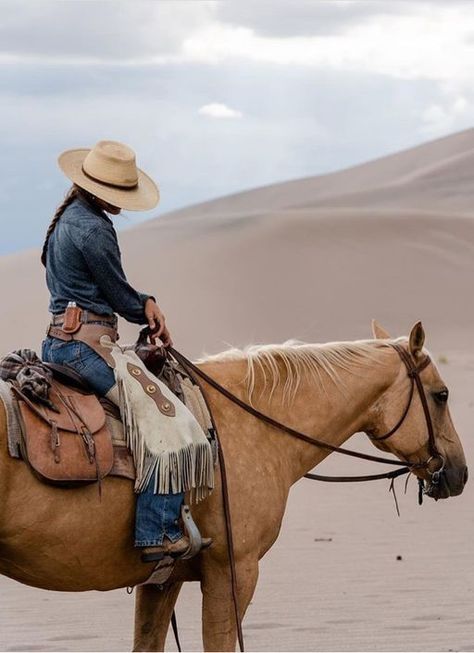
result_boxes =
[1,0,474,254]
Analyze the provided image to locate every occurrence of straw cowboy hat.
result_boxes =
[58,140,160,211]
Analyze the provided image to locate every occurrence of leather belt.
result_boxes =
[47,323,117,341]
[51,310,117,327]
[46,323,118,368]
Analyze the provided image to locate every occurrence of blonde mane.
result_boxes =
[201,338,404,404]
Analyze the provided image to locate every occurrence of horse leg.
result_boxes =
[201,558,259,652]
[133,582,183,652]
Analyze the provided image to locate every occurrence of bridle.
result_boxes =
[367,343,445,483]
[170,342,445,485]
[168,342,446,653]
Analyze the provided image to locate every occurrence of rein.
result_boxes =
[170,344,441,482]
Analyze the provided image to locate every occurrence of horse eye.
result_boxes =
[434,389,449,404]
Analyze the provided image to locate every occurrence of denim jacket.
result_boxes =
[45,194,151,324]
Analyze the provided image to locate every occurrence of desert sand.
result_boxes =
[1,129,474,651]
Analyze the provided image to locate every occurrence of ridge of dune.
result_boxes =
[151,127,474,223]
[388,144,474,185]
[292,147,474,214]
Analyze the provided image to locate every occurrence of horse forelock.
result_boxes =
[200,337,407,404]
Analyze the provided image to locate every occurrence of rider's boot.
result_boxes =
[141,535,212,562]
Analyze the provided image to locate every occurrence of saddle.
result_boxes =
[7,341,216,488]
[3,335,165,486]
[13,378,114,485]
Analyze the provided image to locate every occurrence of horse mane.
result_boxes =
[200,337,404,404]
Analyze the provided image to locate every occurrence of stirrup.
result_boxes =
[140,504,208,564]
[141,550,166,563]
[180,504,204,560]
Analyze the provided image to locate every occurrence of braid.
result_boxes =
[41,185,81,266]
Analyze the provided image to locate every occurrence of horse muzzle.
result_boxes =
[425,464,468,500]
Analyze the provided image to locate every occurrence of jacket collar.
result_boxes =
[75,193,113,225]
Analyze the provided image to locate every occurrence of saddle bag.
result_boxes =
[14,381,114,486]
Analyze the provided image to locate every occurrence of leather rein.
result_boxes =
[170,343,445,485]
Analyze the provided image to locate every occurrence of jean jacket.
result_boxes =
[45,194,151,324]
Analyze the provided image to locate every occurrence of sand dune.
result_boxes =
[157,127,474,220]
[1,129,474,651]
[3,208,474,356]
[2,129,474,357]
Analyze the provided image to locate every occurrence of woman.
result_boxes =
[41,140,207,561]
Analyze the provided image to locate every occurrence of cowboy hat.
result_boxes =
[58,140,159,211]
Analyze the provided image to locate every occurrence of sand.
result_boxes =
[1,129,474,651]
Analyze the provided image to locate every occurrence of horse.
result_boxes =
[0,321,467,651]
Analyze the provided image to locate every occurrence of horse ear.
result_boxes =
[409,321,425,357]
[371,319,391,339]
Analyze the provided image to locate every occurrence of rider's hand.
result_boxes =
[144,298,173,347]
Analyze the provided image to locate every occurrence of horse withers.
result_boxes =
[0,321,467,651]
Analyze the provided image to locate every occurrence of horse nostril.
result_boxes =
[463,467,469,486]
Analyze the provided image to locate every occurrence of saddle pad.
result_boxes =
[0,379,22,458]
[17,381,114,484]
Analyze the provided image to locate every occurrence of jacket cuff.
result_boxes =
[140,293,155,305]
[139,294,155,324]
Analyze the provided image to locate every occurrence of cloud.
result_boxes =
[1,0,473,103]
[198,103,243,119]
[421,96,470,135]
[216,1,410,38]
[181,6,474,87]
[0,0,214,62]
[2,0,473,92]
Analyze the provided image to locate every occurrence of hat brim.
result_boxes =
[58,149,160,211]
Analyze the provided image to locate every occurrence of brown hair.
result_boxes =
[41,185,81,266]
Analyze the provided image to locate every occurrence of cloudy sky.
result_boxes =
[1,0,474,254]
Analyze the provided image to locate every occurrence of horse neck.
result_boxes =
[200,345,398,486]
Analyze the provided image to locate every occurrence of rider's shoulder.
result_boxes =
[62,196,112,232]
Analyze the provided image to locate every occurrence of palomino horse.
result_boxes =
[0,321,467,651]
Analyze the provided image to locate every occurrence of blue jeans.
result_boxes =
[42,334,116,395]
[134,485,183,546]
[42,335,185,546]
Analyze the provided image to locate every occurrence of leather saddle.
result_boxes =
[13,334,171,487]
[44,362,92,392]
[12,335,208,488]
[14,376,114,486]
